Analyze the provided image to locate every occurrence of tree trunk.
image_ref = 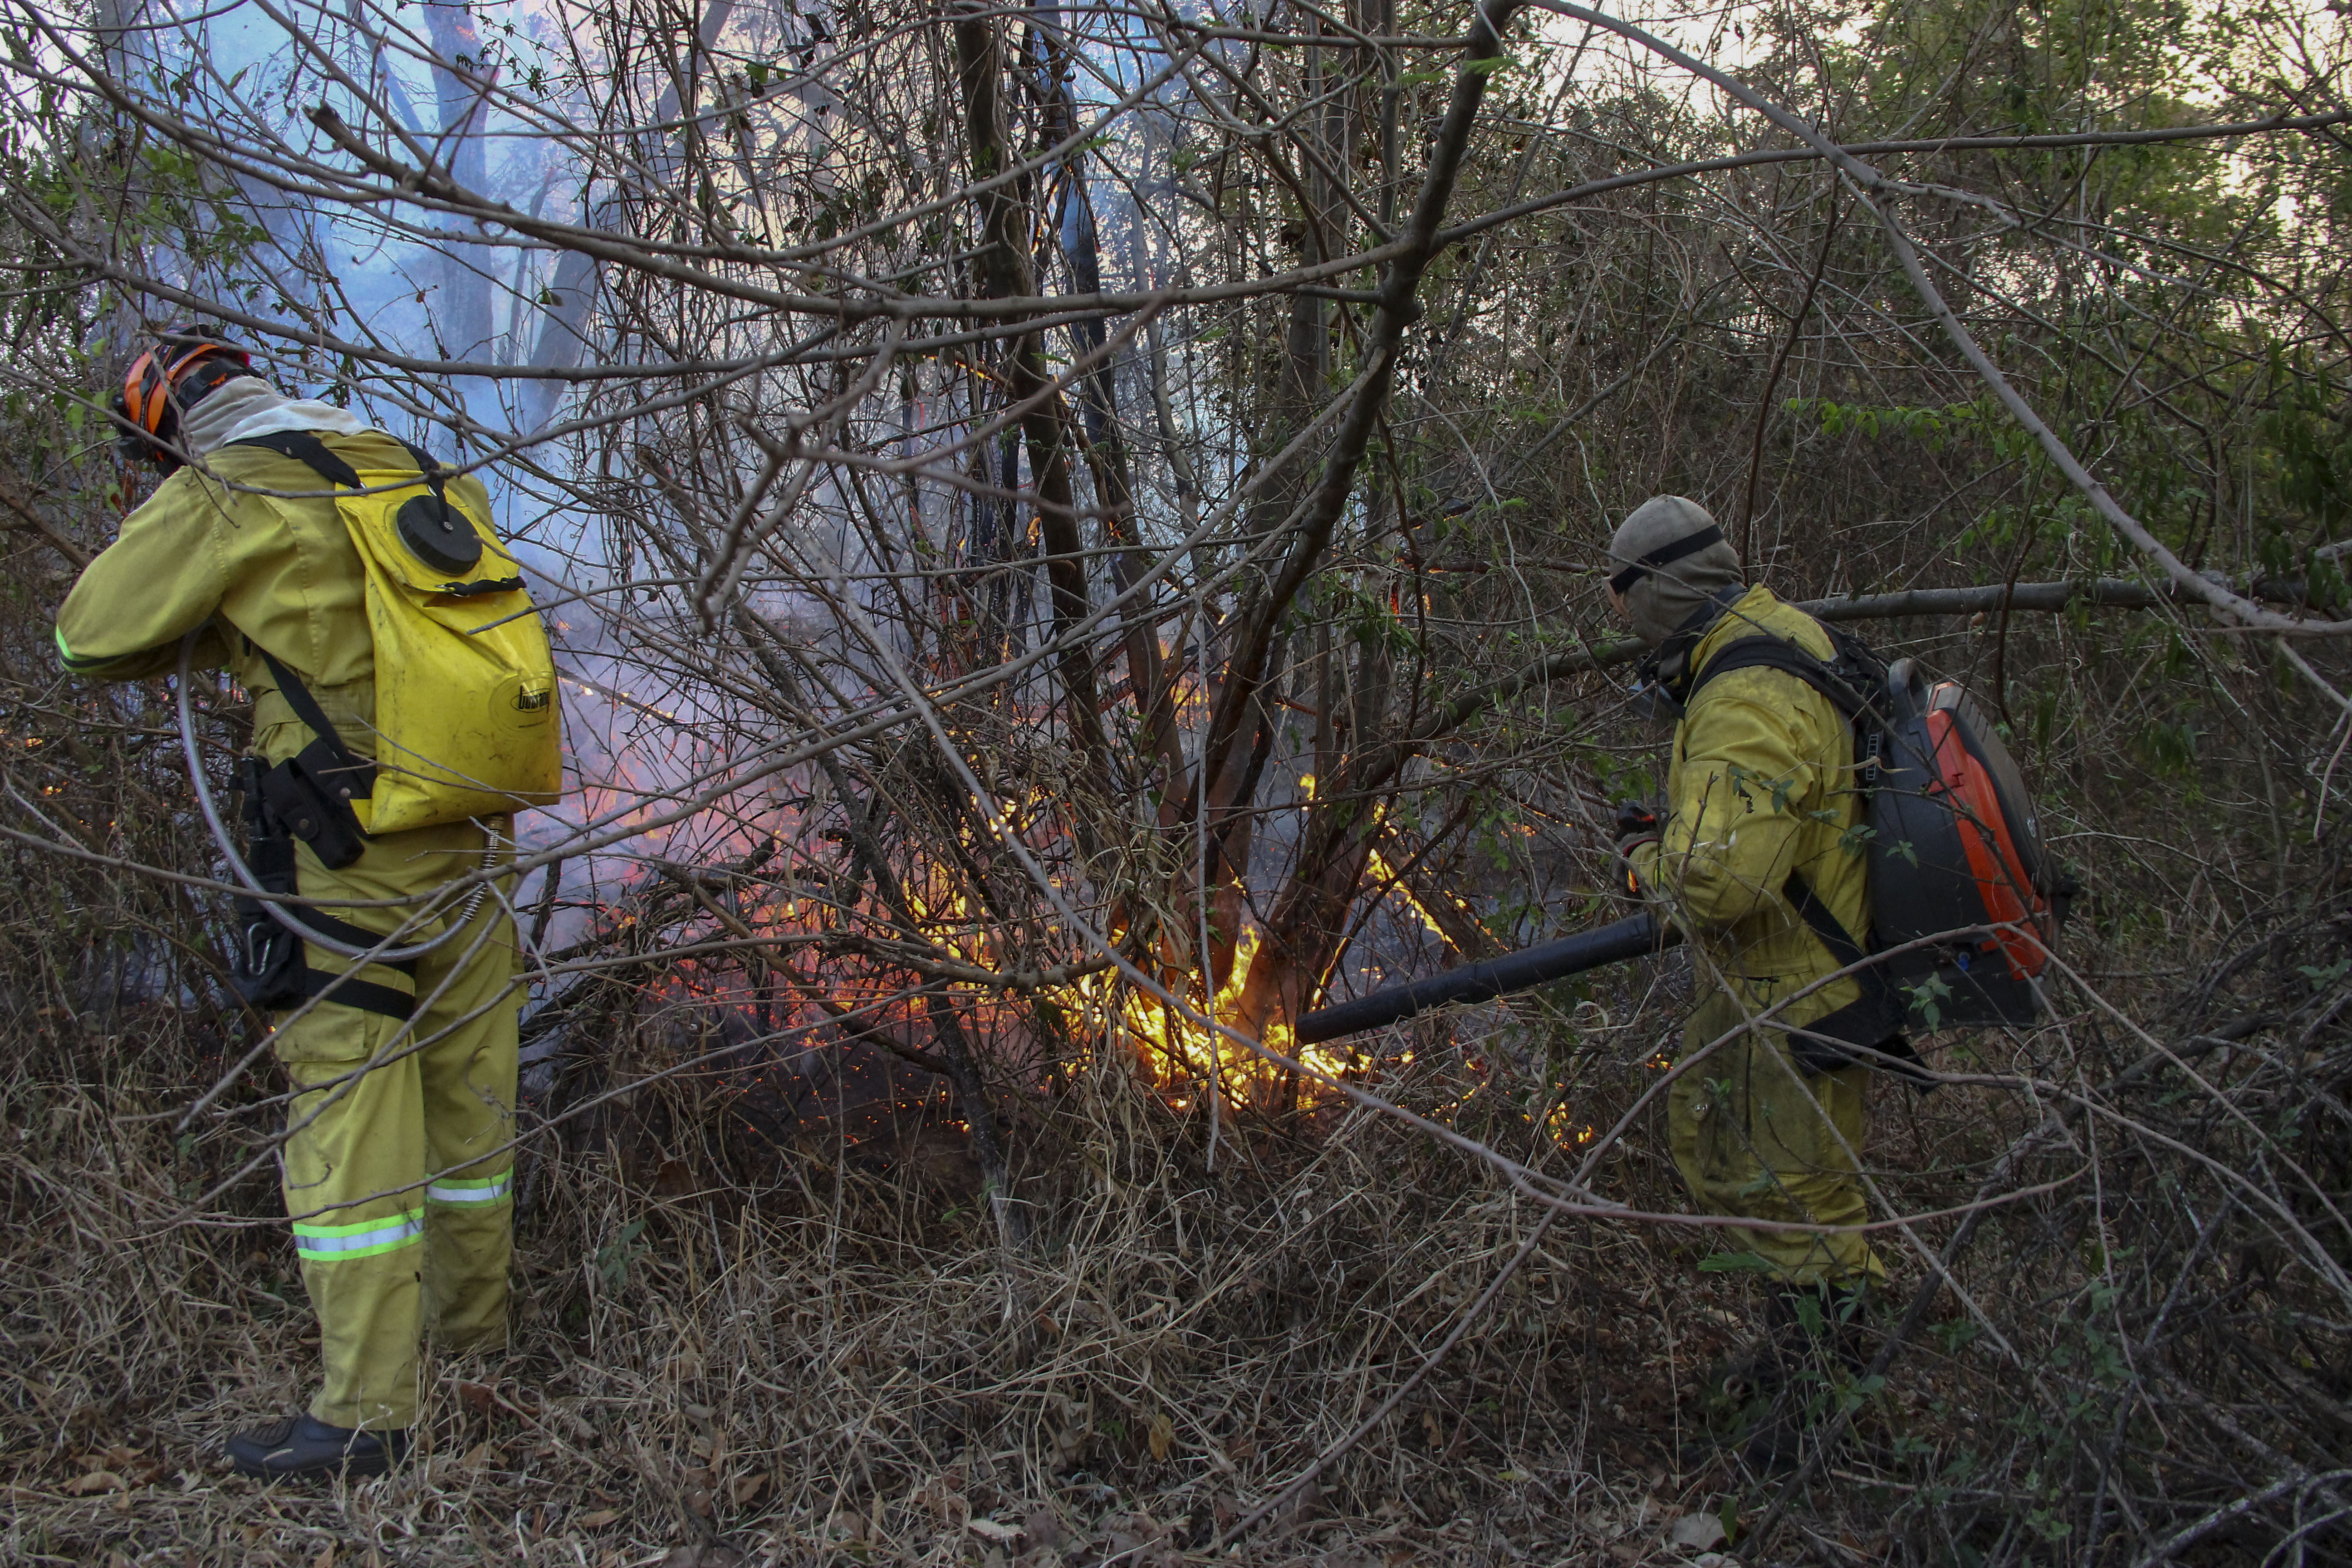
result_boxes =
[953,5,1112,790]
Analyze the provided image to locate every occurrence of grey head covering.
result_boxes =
[1606,495,1744,648]
[177,376,370,458]
[176,377,279,458]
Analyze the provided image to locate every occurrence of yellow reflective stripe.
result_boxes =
[292,1208,423,1260]
[425,1168,513,1206]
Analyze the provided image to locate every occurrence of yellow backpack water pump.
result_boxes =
[227,430,563,834]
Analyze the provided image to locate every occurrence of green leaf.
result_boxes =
[1697,1250,1780,1274]
[1903,972,1952,1030]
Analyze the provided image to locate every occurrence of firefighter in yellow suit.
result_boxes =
[1604,495,1908,1472]
[57,329,521,1480]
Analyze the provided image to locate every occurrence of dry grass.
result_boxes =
[0,986,1856,1564]
[6,936,2261,1568]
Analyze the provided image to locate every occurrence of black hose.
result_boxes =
[1294,911,1683,1044]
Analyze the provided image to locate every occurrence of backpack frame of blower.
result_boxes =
[1686,625,2073,1032]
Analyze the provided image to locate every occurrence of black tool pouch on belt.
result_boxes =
[226,755,419,1021]
[230,756,309,1010]
[223,648,420,1022]
[249,647,375,870]
[250,739,370,870]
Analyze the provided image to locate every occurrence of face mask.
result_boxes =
[1635,584,1749,711]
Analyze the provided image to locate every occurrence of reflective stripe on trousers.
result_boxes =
[292,1207,426,1262]
[425,1168,513,1206]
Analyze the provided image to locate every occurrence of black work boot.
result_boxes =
[1740,1282,1871,1476]
[226,1413,410,1480]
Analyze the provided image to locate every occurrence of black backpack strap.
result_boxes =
[254,647,368,781]
[228,428,449,498]
[1688,634,1868,718]
[287,967,417,1021]
[391,436,454,504]
[289,909,420,980]
[1785,871,1880,994]
[1783,871,1929,1083]
[225,429,363,490]
[393,436,442,476]
[229,756,415,1019]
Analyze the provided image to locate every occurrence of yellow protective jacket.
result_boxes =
[1628,584,1881,1048]
[54,431,492,770]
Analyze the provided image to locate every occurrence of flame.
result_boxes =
[1364,845,1446,941]
[1543,1103,1596,1148]
[1073,924,1360,1112]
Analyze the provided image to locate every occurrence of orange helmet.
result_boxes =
[113,325,253,470]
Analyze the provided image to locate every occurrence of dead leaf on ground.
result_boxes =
[1669,1512,1728,1550]
[661,1546,742,1568]
[577,1509,622,1528]
[310,1544,338,1568]
[63,1470,127,1495]
[1022,1504,1063,1548]
[729,1470,766,1506]
[459,1442,506,1470]
[968,1516,1024,1545]
[909,1472,969,1528]
[1275,1480,1322,1534]
[1146,1411,1175,1462]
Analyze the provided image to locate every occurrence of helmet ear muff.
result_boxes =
[113,327,254,471]
[112,364,179,471]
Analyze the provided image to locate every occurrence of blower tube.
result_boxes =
[1294,911,1682,1045]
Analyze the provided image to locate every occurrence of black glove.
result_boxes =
[1612,800,1660,894]
[1612,799,1660,854]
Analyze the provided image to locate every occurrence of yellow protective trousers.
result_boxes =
[1667,989,1883,1289]
[271,816,521,1432]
